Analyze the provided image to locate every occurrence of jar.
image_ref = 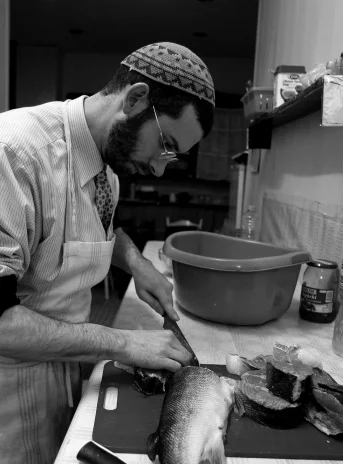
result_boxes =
[299,259,339,323]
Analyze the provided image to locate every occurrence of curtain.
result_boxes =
[261,190,343,264]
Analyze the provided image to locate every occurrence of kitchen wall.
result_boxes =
[247,0,343,263]
[0,0,9,113]
[254,0,343,88]
[254,114,343,263]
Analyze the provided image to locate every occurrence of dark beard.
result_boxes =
[104,107,154,175]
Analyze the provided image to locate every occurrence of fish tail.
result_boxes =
[147,431,160,462]
[201,429,226,464]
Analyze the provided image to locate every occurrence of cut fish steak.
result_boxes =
[234,381,303,429]
[226,343,343,438]
[266,358,313,403]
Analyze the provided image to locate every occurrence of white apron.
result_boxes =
[0,101,117,464]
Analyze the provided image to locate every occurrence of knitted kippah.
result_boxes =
[121,42,215,107]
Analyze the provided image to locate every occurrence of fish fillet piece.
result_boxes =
[312,387,343,416]
[225,353,271,376]
[304,401,343,436]
[147,366,234,464]
[273,343,323,369]
[311,367,339,389]
[241,369,268,390]
[115,362,168,396]
[247,354,273,370]
[273,342,300,362]
[133,368,169,396]
[225,354,254,376]
[234,381,302,429]
[266,358,312,403]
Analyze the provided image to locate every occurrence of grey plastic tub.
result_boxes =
[163,231,311,326]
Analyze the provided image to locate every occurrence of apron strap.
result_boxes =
[61,100,78,242]
[65,362,74,408]
[62,100,78,409]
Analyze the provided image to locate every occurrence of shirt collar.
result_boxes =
[66,95,104,187]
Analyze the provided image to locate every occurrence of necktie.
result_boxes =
[94,165,114,232]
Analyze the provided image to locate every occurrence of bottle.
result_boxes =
[299,260,339,323]
[241,205,256,240]
[332,260,343,356]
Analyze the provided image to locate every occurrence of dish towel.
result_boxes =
[94,165,114,232]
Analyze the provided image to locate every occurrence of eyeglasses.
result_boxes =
[152,104,178,163]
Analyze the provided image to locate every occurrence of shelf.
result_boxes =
[248,78,324,149]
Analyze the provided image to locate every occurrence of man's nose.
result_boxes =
[149,158,167,177]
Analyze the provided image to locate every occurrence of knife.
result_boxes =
[77,441,127,464]
[163,313,199,366]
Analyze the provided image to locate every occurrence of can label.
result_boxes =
[300,285,334,313]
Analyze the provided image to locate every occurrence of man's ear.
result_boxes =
[122,83,150,116]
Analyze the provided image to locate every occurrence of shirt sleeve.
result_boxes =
[0,143,38,280]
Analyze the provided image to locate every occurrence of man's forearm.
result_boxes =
[111,227,146,274]
[0,304,126,363]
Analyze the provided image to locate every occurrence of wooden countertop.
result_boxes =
[54,241,343,464]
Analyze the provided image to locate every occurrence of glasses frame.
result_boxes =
[152,104,168,155]
[151,102,178,161]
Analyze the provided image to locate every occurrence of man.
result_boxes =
[0,42,215,463]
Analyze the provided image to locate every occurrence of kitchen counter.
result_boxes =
[54,241,343,464]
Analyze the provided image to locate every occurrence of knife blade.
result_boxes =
[163,313,199,367]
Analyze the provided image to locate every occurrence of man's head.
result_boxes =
[98,42,215,176]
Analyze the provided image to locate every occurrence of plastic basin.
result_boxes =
[163,231,311,326]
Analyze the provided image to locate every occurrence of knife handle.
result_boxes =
[77,441,127,464]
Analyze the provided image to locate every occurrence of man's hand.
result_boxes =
[116,329,192,372]
[131,256,179,321]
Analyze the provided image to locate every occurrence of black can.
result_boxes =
[299,259,340,323]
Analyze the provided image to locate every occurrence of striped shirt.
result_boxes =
[0,96,118,292]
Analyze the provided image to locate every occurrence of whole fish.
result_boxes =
[147,366,234,464]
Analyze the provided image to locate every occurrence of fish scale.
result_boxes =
[147,366,235,464]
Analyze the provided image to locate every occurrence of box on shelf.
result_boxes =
[273,65,306,108]
[241,87,274,120]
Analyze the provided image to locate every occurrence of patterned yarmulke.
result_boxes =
[121,42,215,106]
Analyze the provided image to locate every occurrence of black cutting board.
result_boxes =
[92,361,343,459]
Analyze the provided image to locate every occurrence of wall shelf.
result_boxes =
[248,78,324,149]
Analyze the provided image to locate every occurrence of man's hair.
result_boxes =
[100,65,214,138]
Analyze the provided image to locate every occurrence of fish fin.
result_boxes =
[220,376,238,388]
[147,431,160,462]
[201,429,226,464]
[220,377,235,408]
